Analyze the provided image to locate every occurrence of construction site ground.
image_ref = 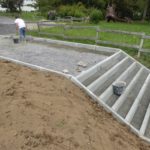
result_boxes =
[0,16,150,150]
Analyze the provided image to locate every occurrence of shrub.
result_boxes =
[90,9,103,24]
[58,3,87,18]
[58,5,70,17]
[133,12,142,20]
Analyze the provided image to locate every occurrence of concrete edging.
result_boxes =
[0,55,72,79]
[27,36,119,54]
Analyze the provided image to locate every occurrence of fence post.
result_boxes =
[37,22,41,37]
[71,17,73,24]
[96,27,99,40]
[95,27,100,44]
[138,33,145,58]
[94,27,100,50]
[37,22,40,32]
[63,25,66,40]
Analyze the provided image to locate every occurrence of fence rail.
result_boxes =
[98,29,144,36]
[96,40,139,49]
[27,21,150,57]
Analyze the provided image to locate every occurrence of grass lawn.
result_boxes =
[0,11,44,21]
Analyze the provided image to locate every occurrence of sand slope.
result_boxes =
[0,60,149,150]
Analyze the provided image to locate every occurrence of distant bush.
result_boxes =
[58,3,87,18]
[133,12,142,20]
[90,9,103,24]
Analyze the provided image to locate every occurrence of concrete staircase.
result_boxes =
[77,50,150,140]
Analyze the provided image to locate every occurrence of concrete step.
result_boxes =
[99,62,140,105]
[117,69,149,119]
[76,49,150,142]
[144,113,150,138]
[87,57,133,96]
[130,74,150,130]
[125,74,150,123]
[106,63,140,107]
[140,104,150,136]
[112,67,145,112]
[77,51,125,86]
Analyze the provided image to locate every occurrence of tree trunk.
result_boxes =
[142,0,149,21]
[18,4,22,13]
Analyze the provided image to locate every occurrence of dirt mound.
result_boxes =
[0,60,149,150]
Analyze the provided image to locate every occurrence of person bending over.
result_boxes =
[14,16,26,41]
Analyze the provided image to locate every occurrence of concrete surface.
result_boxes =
[0,36,107,76]
[0,16,15,35]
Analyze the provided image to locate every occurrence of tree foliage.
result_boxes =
[3,0,149,20]
[35,0,150,20]
[112,0,150,20]
[0,0,24,12]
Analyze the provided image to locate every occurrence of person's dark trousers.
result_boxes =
[19,27,26,41]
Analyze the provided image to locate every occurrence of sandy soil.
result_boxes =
[0,60,150,150]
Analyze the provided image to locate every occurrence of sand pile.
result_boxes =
[0,60,149,150]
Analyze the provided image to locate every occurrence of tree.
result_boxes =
[35,0,150,20]
[0,0,24,12]
[36,0,61,15]
[142,0,150,21]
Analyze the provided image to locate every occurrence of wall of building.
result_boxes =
[0,0,37,12]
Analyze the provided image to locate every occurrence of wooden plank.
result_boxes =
[26,21,38,24]
[72,17,84,21]
[64,35,96,40]
[56,17,84,22]
[39,32,64,37]
[56,18,72,22]
[38,23,64,27]
[140,48,150,53]
[143,35,150,39]
[96,40,139,49]
[98,29,144,36]
[64,26,97,30]
[138,33,145,57]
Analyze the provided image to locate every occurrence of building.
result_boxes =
[0,5,6,12]
[0,0,37,12]
[21,0,37,11]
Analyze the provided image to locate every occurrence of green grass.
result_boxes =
[40,26,64,34]
[0,11,44,21]
[99,32,140,45]
[99,22,150,33]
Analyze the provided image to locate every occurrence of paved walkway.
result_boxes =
[0,36,107,76]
